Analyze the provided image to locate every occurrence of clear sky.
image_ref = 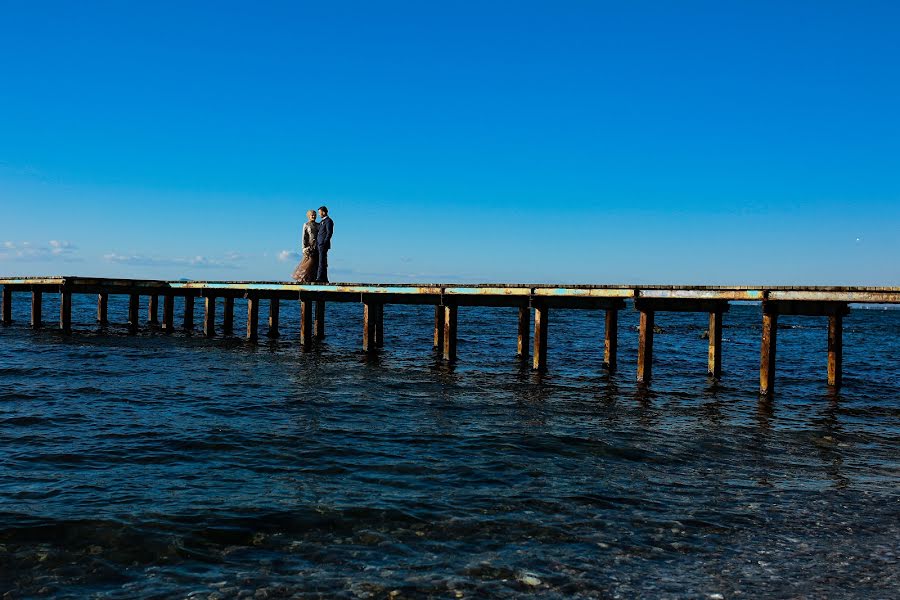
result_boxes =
[1,1,898,284]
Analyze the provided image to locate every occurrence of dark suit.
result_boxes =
[316,215,334,282]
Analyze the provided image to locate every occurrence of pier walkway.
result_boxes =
[2,277,899,395]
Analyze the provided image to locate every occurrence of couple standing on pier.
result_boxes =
[292,206,334,283]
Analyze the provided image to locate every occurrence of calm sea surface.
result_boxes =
[1,294,898,598]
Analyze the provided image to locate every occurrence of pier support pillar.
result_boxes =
[443,304,458,362]
[517,307,529,359]
[162,294,174,333]
[433,305,445,350]
[637,309,654,384]
[222,297,234,336]
[128,294,140,334]
[760,303,778,396]
[300,298,313,351]
[604,309,618,372]
[183,295,195,331]
[267,298,280,338]
[708,310,724,379]
[375,303,384,348]
[31,289,42,329]
[246,296,259,341]
[204,296,216,337]
[148,295,159,325]
[533,304,548,371]
[1,287,11,325]
[60,290,72,334]
[97,293,109,325]
[363,301,380,353]
[315,300,326,339]
[828,312,843,390]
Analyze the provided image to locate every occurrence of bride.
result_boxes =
[292,210,320,282]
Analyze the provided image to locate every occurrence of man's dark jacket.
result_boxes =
[317,216,334,250]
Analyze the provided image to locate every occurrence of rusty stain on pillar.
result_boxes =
[31,289,42,329]
[363,302,378,353]
[1,286,11,325]
[517,307,529,358]
[183,295,195,331]
[637,310,654,384]
[828,311,843,390]
[162,294,174,333]
[128,294,140,334]
[443,304,458,362]
[708,311,723,379]
[533,304,548,371]
[222,297,234,335]
[300,298,313,351]
[267,298,280,338]
[246,296,259,341]
[204,296,217,337]
[760,302,778,396]
[60,290,72,334]
[604,309,618,372]
[433,305,444,349]
[97,293,109,325]
[315,300,325,339]
[148,295,159,325]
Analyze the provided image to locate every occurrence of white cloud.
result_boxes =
[103,253,239,269]
[277,250,300,262]
[49,240,77,255]
[0,240,80,261]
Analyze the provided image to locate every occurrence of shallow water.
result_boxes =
[1,294,898,598]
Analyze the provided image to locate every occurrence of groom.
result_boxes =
[316,205,334,283]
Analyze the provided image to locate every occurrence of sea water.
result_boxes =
[1,295,898,598]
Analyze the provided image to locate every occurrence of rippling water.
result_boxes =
[1,294,898,598]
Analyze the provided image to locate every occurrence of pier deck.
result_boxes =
[2,277,899,395]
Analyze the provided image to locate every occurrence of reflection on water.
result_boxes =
[1,296,898,598]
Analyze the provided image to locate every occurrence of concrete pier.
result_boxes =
[1,277,898,396]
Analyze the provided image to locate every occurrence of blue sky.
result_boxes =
[1,1,898,284]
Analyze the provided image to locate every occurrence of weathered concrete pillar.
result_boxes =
[222,296,234,335]
[2,286,12,325]
[315,300,326,339]
[162,294,174,333]
[433,305,445,349]
[128,294,140,334]
[246,296,259,341]
[148,295,159,325]
[532,304,548,371]
[363,301,379,353]
[760,302,778,395]
[204,296,216,337]
[828,312,843,390]
[443,304,458,362]
[637,309,654,384]
[60,290,72,334]
[604,309,618,372]
[375,303,384,348]
[97,293,109,325]
[31,289,42,329]
[708,311,724,379]
[300,297,313,351]
[267,298,280,338]
[183,295,195,331]
[517,306,529,358]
